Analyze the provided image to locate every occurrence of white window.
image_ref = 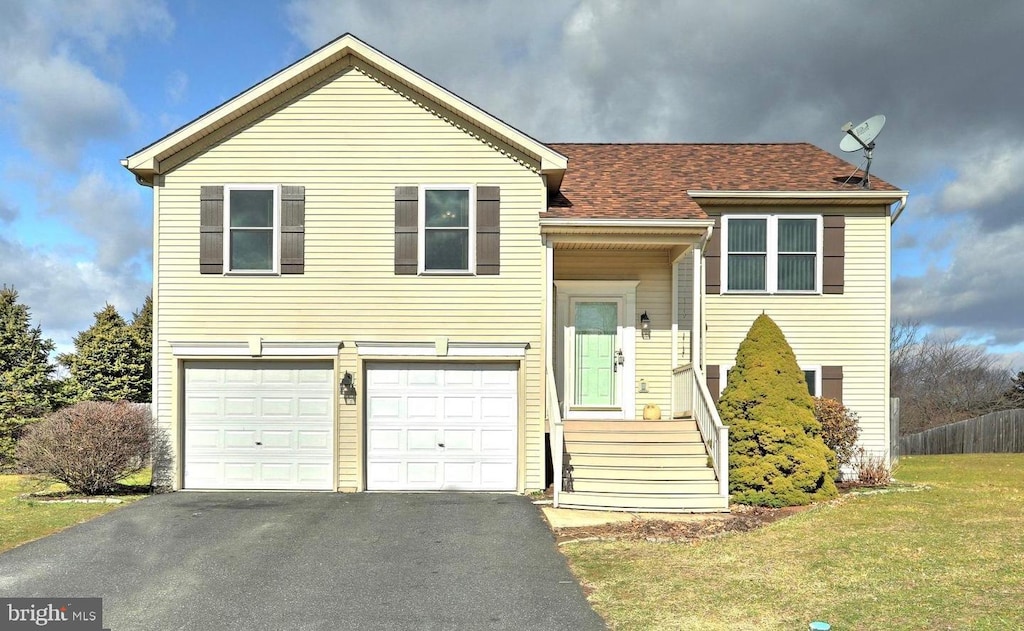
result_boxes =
[722,364,821,397]
[722,215,822,293]
[419,185,475,273]
[225,185,280,274]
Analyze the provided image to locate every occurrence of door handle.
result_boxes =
[437,443,445,448]
[614,349,625,372]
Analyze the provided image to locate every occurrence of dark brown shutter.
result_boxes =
[822,366,843,401]
[200,186,224,274]
[280,186,305,274]
[706,364,720,405]
[476,186,500,275]
[705,216,721,294]
[395,186,418,275]
[823,215,845,294]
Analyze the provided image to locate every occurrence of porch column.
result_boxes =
[691,244,702,369]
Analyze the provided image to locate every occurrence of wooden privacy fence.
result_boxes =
[900,409,1024,456]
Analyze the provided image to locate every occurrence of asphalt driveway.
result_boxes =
[0,493,605,630]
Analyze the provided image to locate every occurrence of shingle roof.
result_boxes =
[545,143,900,220]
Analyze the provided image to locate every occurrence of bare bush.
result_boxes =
[853,448,892,486]
[16,401,152,495]
[891,319,1014,434]
[814,397,860,475]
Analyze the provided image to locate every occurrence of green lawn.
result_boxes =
[562,454,1024,630]
[0,471,151,554]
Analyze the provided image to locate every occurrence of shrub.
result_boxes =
[718,314,838,507]
[16,401,153,495]
[814,397,860,476]
[853,448,892,486]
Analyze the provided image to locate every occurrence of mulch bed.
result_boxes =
[552,504,811,544]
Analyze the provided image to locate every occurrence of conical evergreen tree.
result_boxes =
[0,286,58,468]
[60,304,150,403]
[130,295,152,403]
[718,314,838,506]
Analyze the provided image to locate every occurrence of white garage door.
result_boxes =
[366,362,518,491]
[184,361,334,490]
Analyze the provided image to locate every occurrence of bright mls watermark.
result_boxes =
[0,599,106,630]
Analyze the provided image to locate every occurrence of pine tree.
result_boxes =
[60,304,150,403]
[718,314,838,506]
[130,295,152,403]
[0,286,58,468]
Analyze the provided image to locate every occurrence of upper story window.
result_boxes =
[723,215,821,293]
[225,185,280,273]
[420,186,474,273]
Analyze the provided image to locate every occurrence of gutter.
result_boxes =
[687,189,908,201]
[539,217,714,229]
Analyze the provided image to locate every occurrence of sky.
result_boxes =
[0,0,1021,371]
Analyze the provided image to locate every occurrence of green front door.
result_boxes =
[573,301,618,406]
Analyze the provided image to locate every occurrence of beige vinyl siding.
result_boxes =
[555,250,675,419]
[675,251,694,366]
[704,206,891,461]
[154,62,547,491]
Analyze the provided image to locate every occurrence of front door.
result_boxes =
[555,281,637,420]
[572,300,620,407]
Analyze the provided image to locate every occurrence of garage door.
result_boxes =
[366,363,518,491]
[184,361,334,490]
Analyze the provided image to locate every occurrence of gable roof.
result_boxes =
[546,143,905,220]
[123,34,567,185]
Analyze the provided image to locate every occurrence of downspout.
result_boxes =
[890,194,908,224]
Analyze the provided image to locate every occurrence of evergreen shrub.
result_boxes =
[718,314,838,506]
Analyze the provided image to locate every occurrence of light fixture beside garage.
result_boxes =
[340,371,356,404]
[640,311,651,340]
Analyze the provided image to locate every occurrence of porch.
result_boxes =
[541,220,730,512]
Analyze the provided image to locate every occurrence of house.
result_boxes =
[123,34,907,512]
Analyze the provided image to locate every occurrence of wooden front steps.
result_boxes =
[558,418,728,513]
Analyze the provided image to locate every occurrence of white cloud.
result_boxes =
[939,144,1024,217]
[894,222,1024,347]
[0,0,172,168]
[40,170,152,275]
[0,198,16,224]
[4,54,136,168]
[165,70,188,104]
[0,236,150,354]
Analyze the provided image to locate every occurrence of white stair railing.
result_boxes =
[672,363,729,498]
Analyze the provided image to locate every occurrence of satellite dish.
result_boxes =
[840,114,886,152]
[838,114,886,188]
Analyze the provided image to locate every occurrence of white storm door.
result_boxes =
[556,281,637,420]
[183,361,335,490]
[365,363,518,491]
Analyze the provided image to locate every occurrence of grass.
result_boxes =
[0,469,152,554]
[562,454,1024,630]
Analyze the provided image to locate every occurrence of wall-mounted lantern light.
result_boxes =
[640,311,651,339]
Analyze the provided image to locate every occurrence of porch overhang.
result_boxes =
[540,218,713,256]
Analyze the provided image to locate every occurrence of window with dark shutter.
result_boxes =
[280,186,305,274]
[199,186,224,274]
[705,364,720,404]
[822,366,843,401]
[822,215,845,294]
[201,185,305,275]
[705,217,721,294]
[394,186,418,275]
[476,186,500,275]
